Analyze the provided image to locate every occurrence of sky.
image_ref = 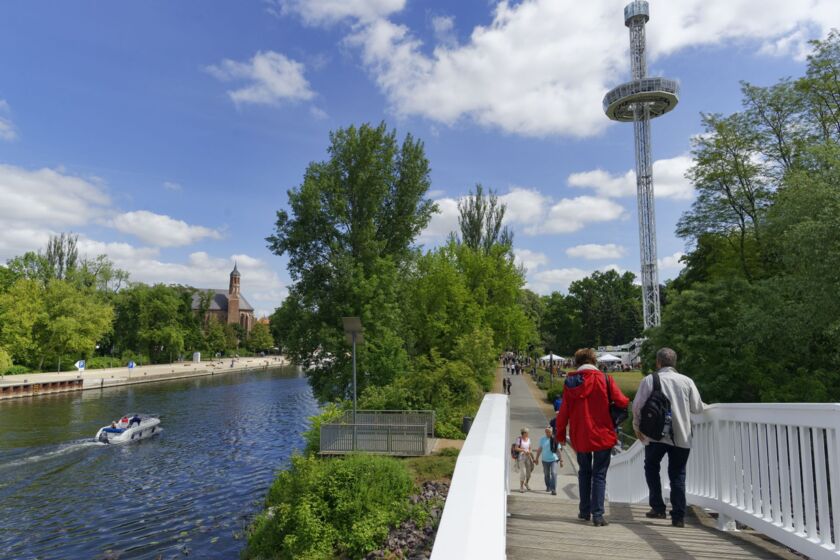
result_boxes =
[0,0,835,317]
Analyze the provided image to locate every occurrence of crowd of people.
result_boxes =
[508,346,706,529]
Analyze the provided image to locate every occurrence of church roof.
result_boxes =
[231,263,240,277]
[191,289,254,313]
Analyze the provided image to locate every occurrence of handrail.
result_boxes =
[606,402,840,560]
[431,394,509,560]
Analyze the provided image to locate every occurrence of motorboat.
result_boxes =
[95,413,161,444]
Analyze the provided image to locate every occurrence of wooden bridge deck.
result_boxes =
[501,370,796,560]
[507,493,794,559]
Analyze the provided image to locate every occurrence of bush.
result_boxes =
[301,403,346,456]
[3,365,30,375]
[85,356,119,370]
[244,454,415,559]
[0,348,12,373]
[546,385,564,404]
[119,351,150,367]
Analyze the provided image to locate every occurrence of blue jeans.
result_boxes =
[644,442,691,521]
[542,460,558,492]
[577,449,611,518]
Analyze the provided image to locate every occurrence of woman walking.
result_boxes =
[513,427,535,492]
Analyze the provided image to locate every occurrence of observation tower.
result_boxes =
[603,0,679,329]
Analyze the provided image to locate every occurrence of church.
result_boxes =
[191,263,255,333]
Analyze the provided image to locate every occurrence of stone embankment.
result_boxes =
[0,356,290,400]
[366,481,450,560]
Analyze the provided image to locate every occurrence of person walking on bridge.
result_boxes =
[555,348,629,526]
[633,347,706,528]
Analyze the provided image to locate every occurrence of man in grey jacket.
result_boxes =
[632,348,706,527]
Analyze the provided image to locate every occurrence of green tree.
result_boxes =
[540,291,583,355]
[205,317,227,355]
[455,184,513,254]
[34,280,113,371]
[0,278,45,366]
[567,270,642,347]
[248,322,275,352]
[0,347,11,373]
[266,122,436,401]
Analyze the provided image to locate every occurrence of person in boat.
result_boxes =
[129,414,141,428]
[104,421,124,434]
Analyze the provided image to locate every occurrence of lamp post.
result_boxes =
[342,317,364,450]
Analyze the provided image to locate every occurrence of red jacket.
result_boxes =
[555,366,629,453]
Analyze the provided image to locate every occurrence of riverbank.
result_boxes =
[0,356,290,399]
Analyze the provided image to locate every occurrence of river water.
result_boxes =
[0,366,318,560]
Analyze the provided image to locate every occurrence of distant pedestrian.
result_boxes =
[633,348,706,528]
[553,395,562,412]
[555,348,629,527]
[513,427,535,492]
[535,426,563,495]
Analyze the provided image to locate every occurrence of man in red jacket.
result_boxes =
[555,348,629,526]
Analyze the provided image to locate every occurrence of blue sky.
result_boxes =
[0,0,834,316]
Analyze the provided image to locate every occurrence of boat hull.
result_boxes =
[95,417,161,444]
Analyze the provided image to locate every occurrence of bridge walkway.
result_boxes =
[504,371,795,560]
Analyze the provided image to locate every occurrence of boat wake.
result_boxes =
[0,439,104,470]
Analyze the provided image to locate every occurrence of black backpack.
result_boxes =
[639,372,671,440]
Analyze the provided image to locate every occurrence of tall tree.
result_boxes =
[677,113,772,281]
[455,184,513,254]
[567,270,642,347]
[45,233,79,281]
[266,123,436,401]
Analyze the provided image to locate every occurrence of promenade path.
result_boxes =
[0,356,289,388]
[504,370,795,560]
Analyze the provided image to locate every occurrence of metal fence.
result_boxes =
[320,423,427,456]
[340,409,435,437]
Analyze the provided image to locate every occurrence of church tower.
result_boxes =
[227,262,240,325]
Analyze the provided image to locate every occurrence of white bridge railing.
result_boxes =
[431,394,509,560]
[607,403,840,560]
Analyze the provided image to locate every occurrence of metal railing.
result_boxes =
[340,409,435,437]
[320,423,428,456]
[431,394,509,560]
[606,403,840,560]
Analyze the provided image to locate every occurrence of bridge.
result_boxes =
[432,371,840,559]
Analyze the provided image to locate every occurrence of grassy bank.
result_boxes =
[243,446,459,559]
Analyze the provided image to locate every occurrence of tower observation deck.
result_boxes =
[603,0,679,329]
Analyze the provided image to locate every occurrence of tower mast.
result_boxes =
[603,1,679,329]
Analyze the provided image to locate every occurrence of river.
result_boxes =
[0,366,318,560]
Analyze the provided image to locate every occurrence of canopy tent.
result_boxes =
[597,353,622,362]
[540,353,564,362]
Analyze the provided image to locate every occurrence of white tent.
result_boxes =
[540,353,564,362]
[598,353,622,362]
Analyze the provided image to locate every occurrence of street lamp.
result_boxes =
[342,317,364,450]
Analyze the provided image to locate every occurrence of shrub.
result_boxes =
[302,403,346,456]
[85,356,119,370]
[546,385,564,404]
[3,365,30,375]
[244,454,414,559]
[0,348,12,373]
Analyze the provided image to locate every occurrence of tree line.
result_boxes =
[644,31,840,403]
[0,235,275,373]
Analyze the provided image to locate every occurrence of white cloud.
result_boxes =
[499,187,551,225]
[431,15,457,48]
[566,243,625,260]
[268,0,404,26]
[0,100,16,141]
[420,197,460,241]
[658,251,686,272]
[530,196,626,234]
[568,155,694,200]
[206,50,314,106]
[77,243,288,314]
[0,164,111,229]
[326,0,840,138]
[310,106,329,120]
[514,248,548,273]
[529,267,590,294]
[163,181,182,191]
[112,210,222,248]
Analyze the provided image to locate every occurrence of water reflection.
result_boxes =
[0,366,317,559]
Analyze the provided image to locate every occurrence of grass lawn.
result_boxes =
[403,448,459,484]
